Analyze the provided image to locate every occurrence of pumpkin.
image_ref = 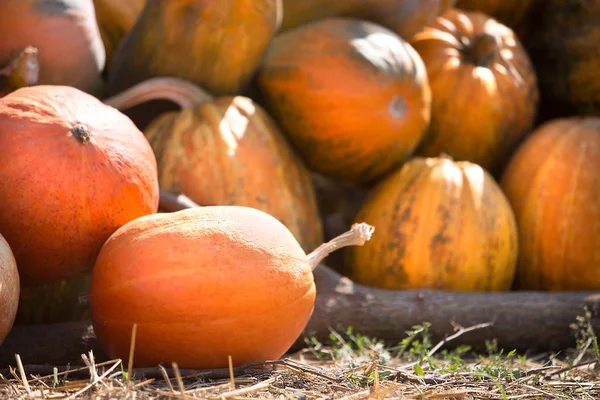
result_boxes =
[92,0,145,66]
[0,46,39,97]
[0,233,19,345]
[104,77,324,251]
[410,9,539,176]
[454,0,544,38]
[0,85,160,285]
[0,0,105,94]
[280,0,456,40]
[90,206,373,369]
[346,155,518,291]
[256,18,432,184]
[106,0,281,97]
[521,0,600,117]
[500,117,600,291]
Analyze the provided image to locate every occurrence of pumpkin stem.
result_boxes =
[0,46,39,96]
[307,223,375,270]
[72,124,91,144]
[463,32,524,87]
[463,32,500,67]
[102,77,214,111]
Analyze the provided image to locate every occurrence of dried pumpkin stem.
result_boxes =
[307,223,375,270]
[102,77,214,111]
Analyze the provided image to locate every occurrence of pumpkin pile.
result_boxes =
[0,0,599,369]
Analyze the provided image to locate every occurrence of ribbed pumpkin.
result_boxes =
[256,18,432,183]
[104,77,323,251]
[500,118,600,291]
[92,0,145,66]
[410,9,539,176]
[0,0,105,94]
[346,155,518,291]
[90,206,373,369]
[0,233,19,345]
[106,0,281,97]
[522,0,600,117]
[0,85,159,285]
[280,0,456,40]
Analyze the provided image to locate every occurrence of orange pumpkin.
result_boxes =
[280,0,456,40]
[104,77,324,251]
[92,0,145,66]
[0,233,19,345]
[256,18,432,183]
[409,9,539,176]
[347,155,518,291]
[106,0,281,97]
[90,206,373,368]
[0,0,105,94]
[500,117,600,291]
[0,85,159,285]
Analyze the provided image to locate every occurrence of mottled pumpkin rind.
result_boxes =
[500,117,600,291]
[347,156,518,291]
[0,85,160,285]
[256,17,432,184]
[410,9,539,176]
[106,0,280,97]
[144,96,324,252]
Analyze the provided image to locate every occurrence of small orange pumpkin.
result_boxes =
[0,233,19,345]
[0,85,159,285]
[106,0,281,97]
[346,155,518,291]
[256,18,432,183]
[409,9,539,176]
[500,117,600,291]
[90,206,373,369]
[104,77,324,251]
[0,0,105,94]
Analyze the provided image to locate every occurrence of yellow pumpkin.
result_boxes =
[347,155,518,291]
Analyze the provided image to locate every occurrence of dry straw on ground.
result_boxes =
[2,318,599,400]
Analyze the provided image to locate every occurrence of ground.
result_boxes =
[1,319,599,399]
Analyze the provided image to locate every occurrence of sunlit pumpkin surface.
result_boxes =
[90,206,316,369]
[410,9,538,175]
[501,117,600,290]
[0,233,19,345]
[347,156,518,291]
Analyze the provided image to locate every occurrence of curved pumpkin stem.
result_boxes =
[0,46,39,96]
[307,223,375,270]
[102,77,214,111]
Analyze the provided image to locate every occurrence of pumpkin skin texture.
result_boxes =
[410,9,539,176]
[522,0,600,117]
[500,118,600,291]
[256,18,432,184]
[90,206,316,369]
[106,0,280,97]
[92,0,144,66]
[145,96,324,252]
[280,0,456,40]
[0,0,105,94]
[0,85,160,285]
[0,233,19,345]
[346,156,518,291]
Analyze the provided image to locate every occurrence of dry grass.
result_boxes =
[1,318,599,399]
